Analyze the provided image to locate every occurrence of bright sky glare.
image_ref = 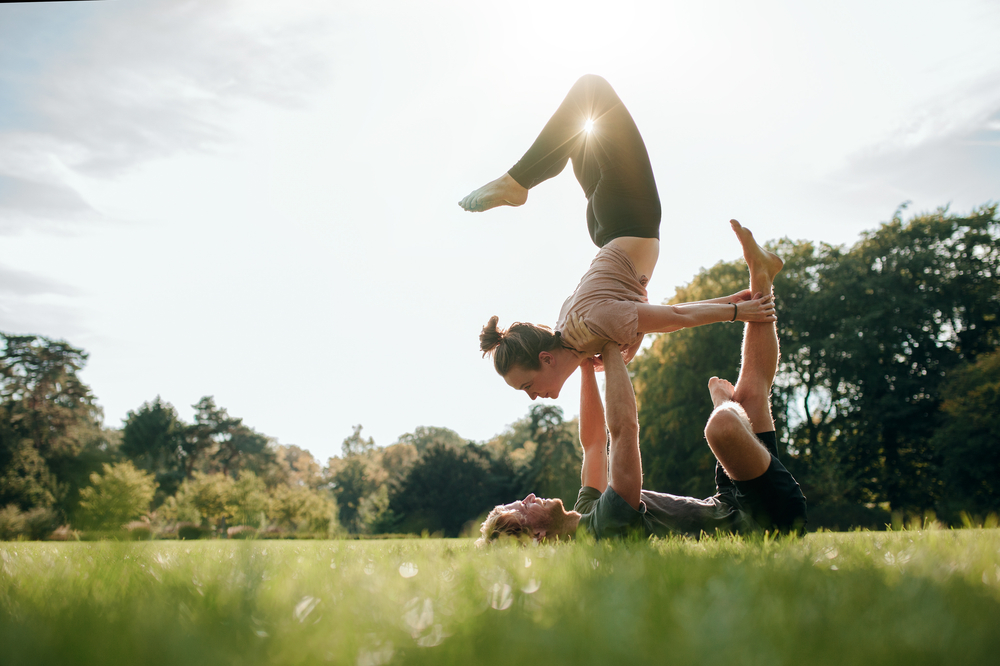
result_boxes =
[1,0,998,462]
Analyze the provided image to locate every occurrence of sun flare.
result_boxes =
[583,118,594,132]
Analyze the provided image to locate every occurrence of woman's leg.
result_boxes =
[460,75,661,248]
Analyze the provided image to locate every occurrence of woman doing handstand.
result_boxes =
[460,75,777,400]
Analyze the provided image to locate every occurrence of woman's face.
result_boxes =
[503,352,566,400]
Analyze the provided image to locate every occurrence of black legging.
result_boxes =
[508,75,661,248]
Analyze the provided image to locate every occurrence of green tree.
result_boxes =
[328,425,384,533]
[931,350,1000,519]
[269,484,338,535]
[226,471,269,527]
[121,397,186,501]
[0,333,113,517]
[515,405,581,506]
[778,205,1000,514]
[76,461,158,530]
[395,426,466,454]
[389,442,515,537]
[185,397,274,479]
[266,444,325,490]
[170,472,235,531]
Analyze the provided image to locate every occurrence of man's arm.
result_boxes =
[601,340,642,510]
[579,358,608,492]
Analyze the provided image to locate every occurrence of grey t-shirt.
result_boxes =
[574,485,752,540]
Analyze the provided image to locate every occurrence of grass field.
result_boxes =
[3,529,999,665]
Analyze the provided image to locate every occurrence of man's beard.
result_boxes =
[535,498,572,537]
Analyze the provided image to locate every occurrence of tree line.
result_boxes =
[0,331,582,539]
[2,204,998,539]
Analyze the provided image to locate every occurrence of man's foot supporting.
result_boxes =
[459,173,528,212]
[730,219,783,294]
[708,376,736,408]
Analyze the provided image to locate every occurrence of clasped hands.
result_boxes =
[730,289,776,323]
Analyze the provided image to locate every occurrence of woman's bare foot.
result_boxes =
[458,173,528,212]
[730,219,783,281]
[708,376,736,408]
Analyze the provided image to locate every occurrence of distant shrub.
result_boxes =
[259,525,290,540]
[77,461,157,530]
[0,506,56,541]
[0,505,26,540]
[269,485,339,536]
[808,502,892,532]
[227,525,257,540]
[124,521,153,541]
[177,523,208,540]
[48,525,79,541]
[22,507,59,541]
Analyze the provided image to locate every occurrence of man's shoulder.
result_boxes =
[575,485,648,540]
[573,486,603,514]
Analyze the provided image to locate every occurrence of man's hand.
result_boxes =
[561,313,610,355]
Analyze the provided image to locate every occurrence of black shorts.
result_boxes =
[717,431,808,534]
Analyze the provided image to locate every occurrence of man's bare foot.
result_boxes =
[730,219,783,282]
[708,376,736,408]
[459,173,528,212]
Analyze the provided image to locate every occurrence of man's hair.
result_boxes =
[476,497,576,547]
[476,506,528,548]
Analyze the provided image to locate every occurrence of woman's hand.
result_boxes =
[728,288,755,303]
[736,293,777,323]
[561,313,609,354]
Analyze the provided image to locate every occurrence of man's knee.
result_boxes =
[704,406,744,444]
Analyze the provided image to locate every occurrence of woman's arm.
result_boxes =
[685,289,753,306]
[578,358,608,492]
[636,293,775,334]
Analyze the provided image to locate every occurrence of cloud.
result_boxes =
[0,264,78,297]
[0,0,332,230]
[0,263,82,339]
[833,71,1000,212]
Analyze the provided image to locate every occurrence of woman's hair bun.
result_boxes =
[480,315,504,356]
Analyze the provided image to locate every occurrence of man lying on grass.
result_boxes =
[478,221,807,545]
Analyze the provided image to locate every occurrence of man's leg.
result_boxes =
[706,221,807,532]
[704,220,783,481]
[730,219,784,433]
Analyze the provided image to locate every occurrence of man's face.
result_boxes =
[501,493,566,527]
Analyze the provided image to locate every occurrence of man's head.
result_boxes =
[476,493,581,547]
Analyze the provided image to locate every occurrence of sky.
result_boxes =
[1,0,998,463]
